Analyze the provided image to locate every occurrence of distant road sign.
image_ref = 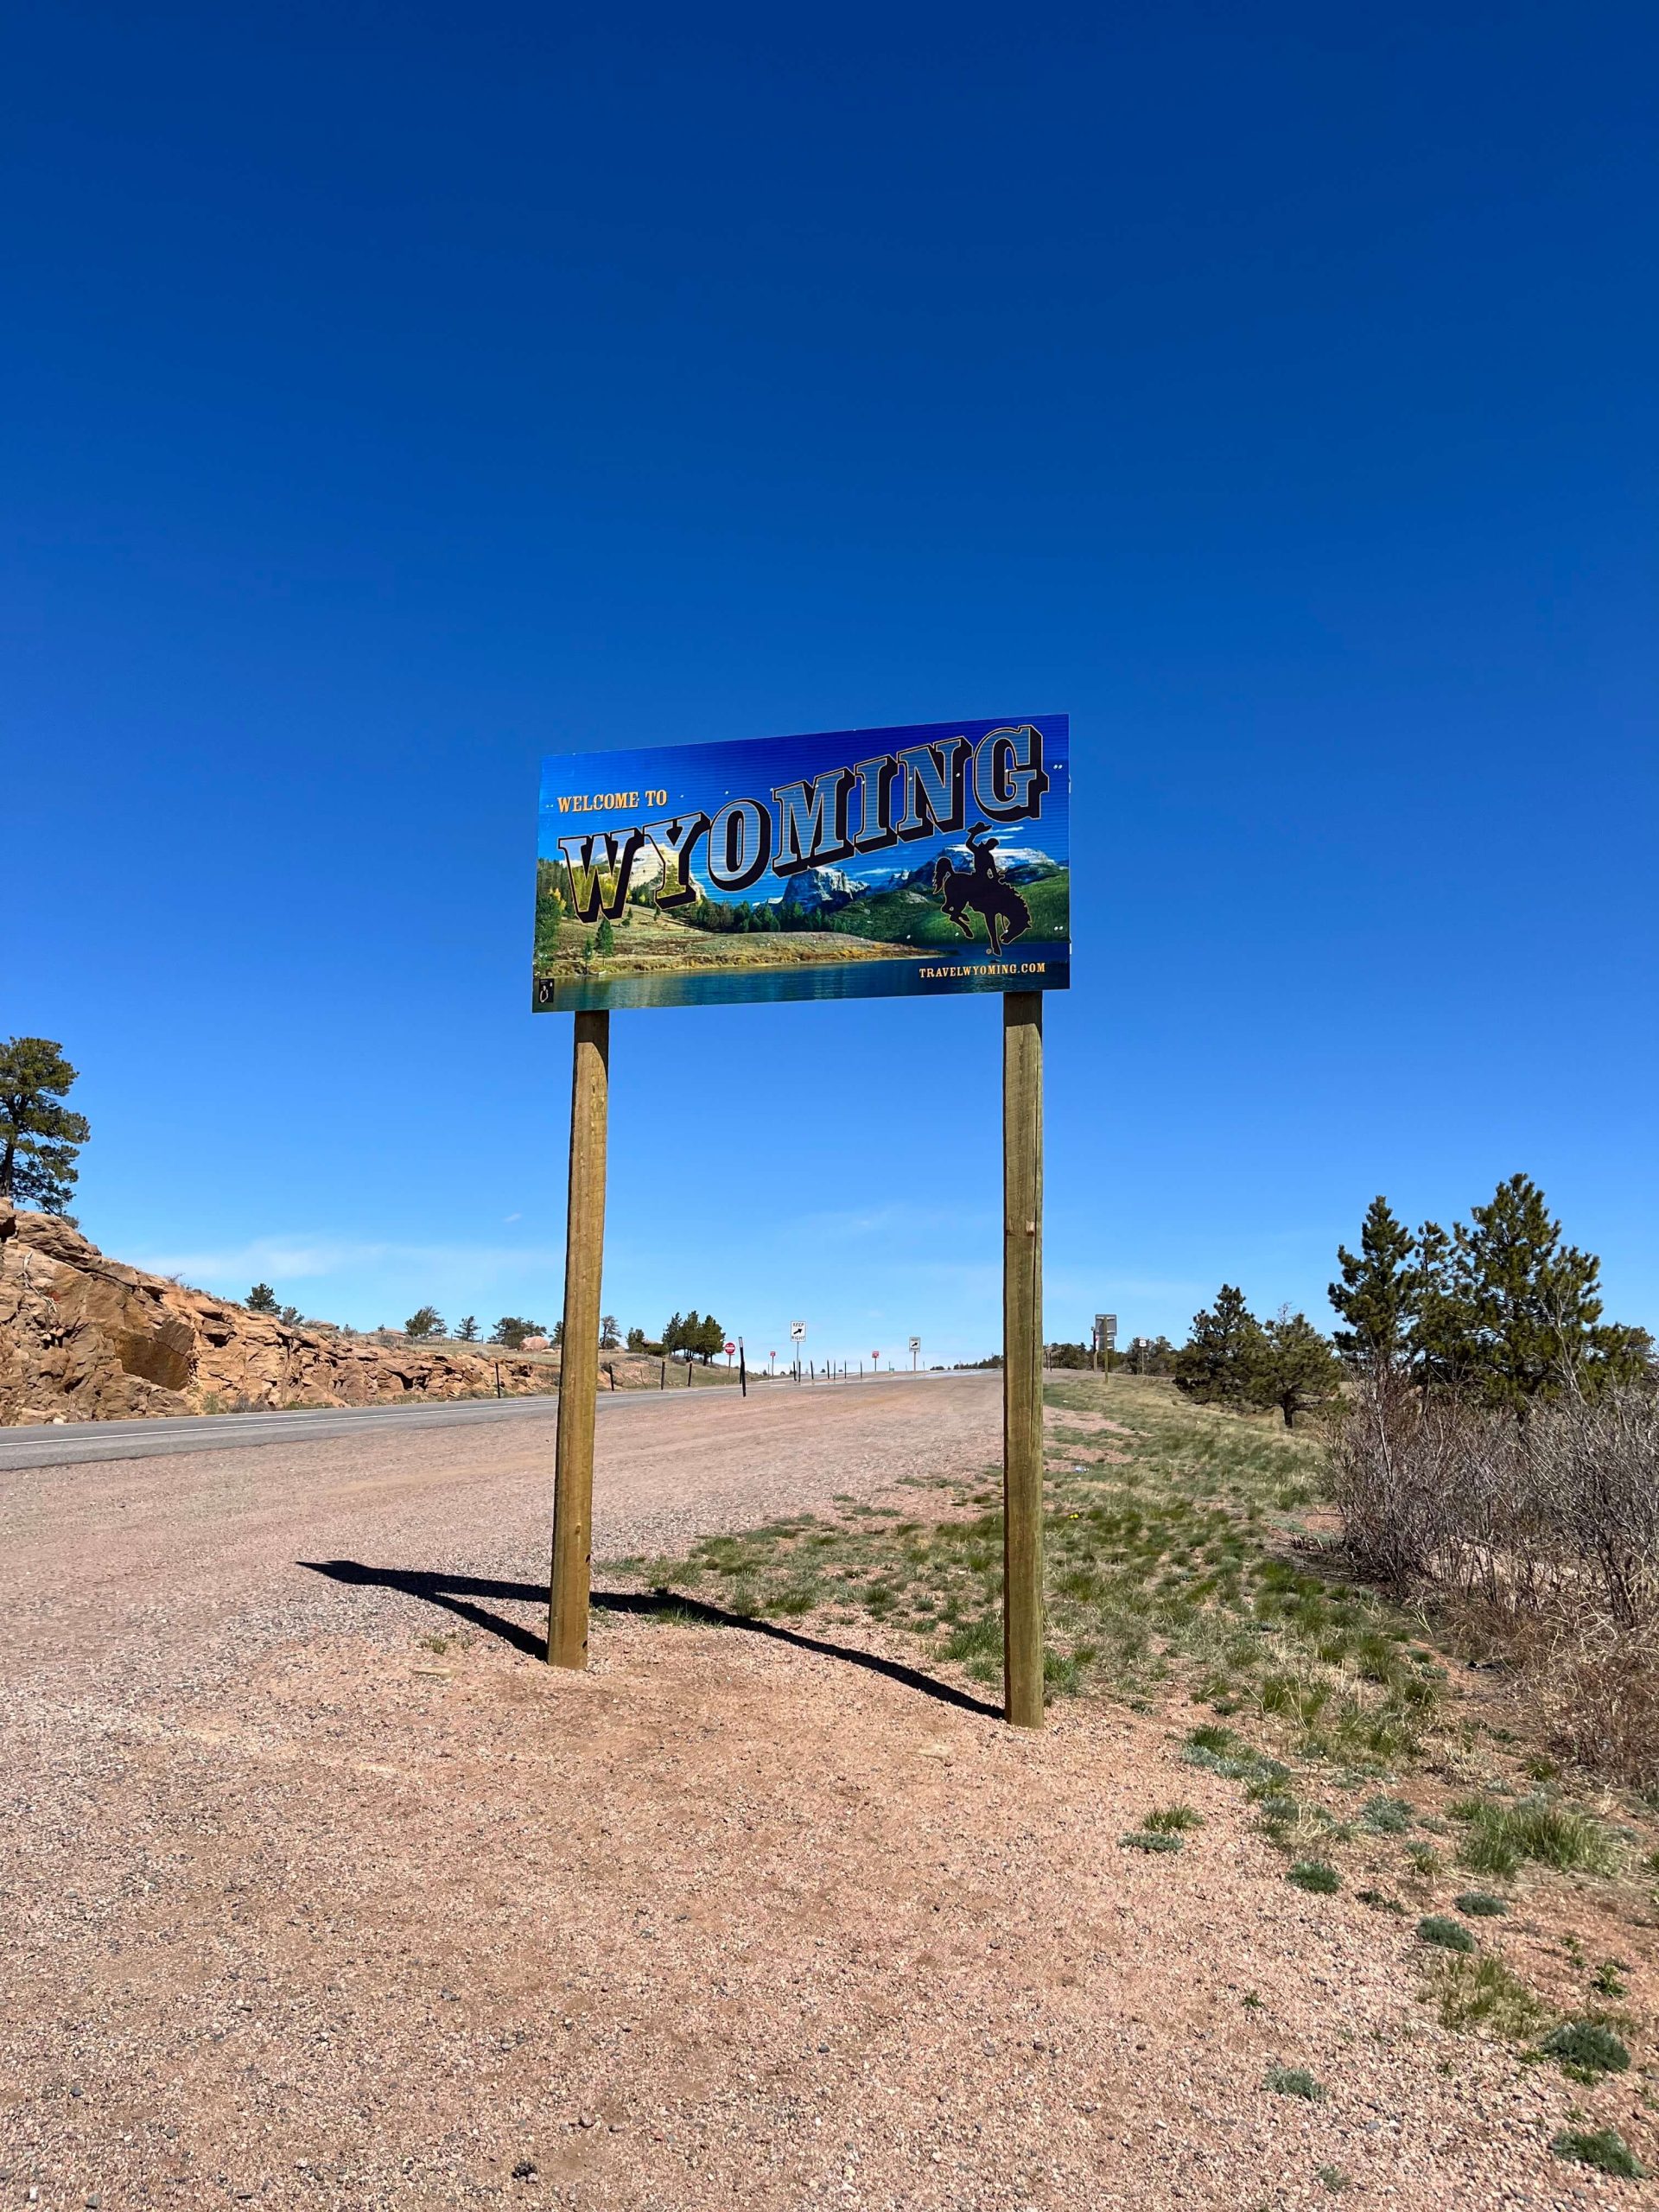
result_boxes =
[907,1336,921,1351]
[1094,1312,1117,1348]
[790,1320,806,1339]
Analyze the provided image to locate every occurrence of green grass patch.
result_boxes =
[1144,1802,1203,1834]
[1418,1916,1476,1953]
[1550,2128,1645,2179]
[1454,1891,1507,1916]
[1541,2022,1630,2080]
[1450,1795,1620,1879]
[1421,1954,1549,2040]
[1287,1860,1340,1895]
[1263,2065,1325,2101]
[1120,1830,1182,1854]
[1360,1795,1414,1835]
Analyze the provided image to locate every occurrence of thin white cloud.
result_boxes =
[131,1236,568,1282]
[1046,1268,1211,1301]
[796,1201,996,1243]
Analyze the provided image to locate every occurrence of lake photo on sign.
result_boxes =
[531,715,1070,1012]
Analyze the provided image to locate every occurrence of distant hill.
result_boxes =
[0,1207,557,1425]
[837,866,1070,950]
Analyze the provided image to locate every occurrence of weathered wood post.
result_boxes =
[1002,991,1045,1728]
[549,1010,609,1669]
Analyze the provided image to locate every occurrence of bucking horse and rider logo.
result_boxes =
[931,824,1032,954]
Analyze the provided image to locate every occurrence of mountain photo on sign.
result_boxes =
[531,716,1070,1012]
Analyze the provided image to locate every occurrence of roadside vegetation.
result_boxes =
[618,1343,1659,2118]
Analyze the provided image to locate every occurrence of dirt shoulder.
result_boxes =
[3,1374,1655,2209]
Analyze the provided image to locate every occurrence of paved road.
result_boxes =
[0,1392,564,1469]
[0,1370,1001,1687]
[0,1370,951,1471]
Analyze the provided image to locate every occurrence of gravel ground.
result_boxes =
[3,1375,1652,2209]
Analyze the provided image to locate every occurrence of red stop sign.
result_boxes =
[724,1342,735,1356]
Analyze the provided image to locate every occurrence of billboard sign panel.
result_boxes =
[533,715,1070,1013]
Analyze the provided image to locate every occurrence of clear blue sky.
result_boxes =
[4,2,1655,1364]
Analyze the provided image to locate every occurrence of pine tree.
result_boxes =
[405,1306,445,1339]
[1408,1219,1471,1389]
[1451,1173,1610,1409]
[534,859,563,966]
[0,1037,90,1214]
[454,1315,480,1342]
[1260,1308,1342,1428]
[247,1282,278,1313]
[1174,1286,1268,1406]
[595,918,615,957]
[1329,1197,1416,1372]
[493,1316,543,1350]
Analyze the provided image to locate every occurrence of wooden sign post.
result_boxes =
[548,1009,609,1669]
[1002,992,1046,1728]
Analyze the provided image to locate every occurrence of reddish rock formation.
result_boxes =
[0,1205,547,1425]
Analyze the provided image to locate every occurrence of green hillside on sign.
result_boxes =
[836,867,1069,950]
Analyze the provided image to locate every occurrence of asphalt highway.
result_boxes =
[0,1371,940,1470]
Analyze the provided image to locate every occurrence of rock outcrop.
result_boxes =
[0,1206,547,1425]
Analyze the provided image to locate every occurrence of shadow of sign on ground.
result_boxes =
[301,1559,1001,1718]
